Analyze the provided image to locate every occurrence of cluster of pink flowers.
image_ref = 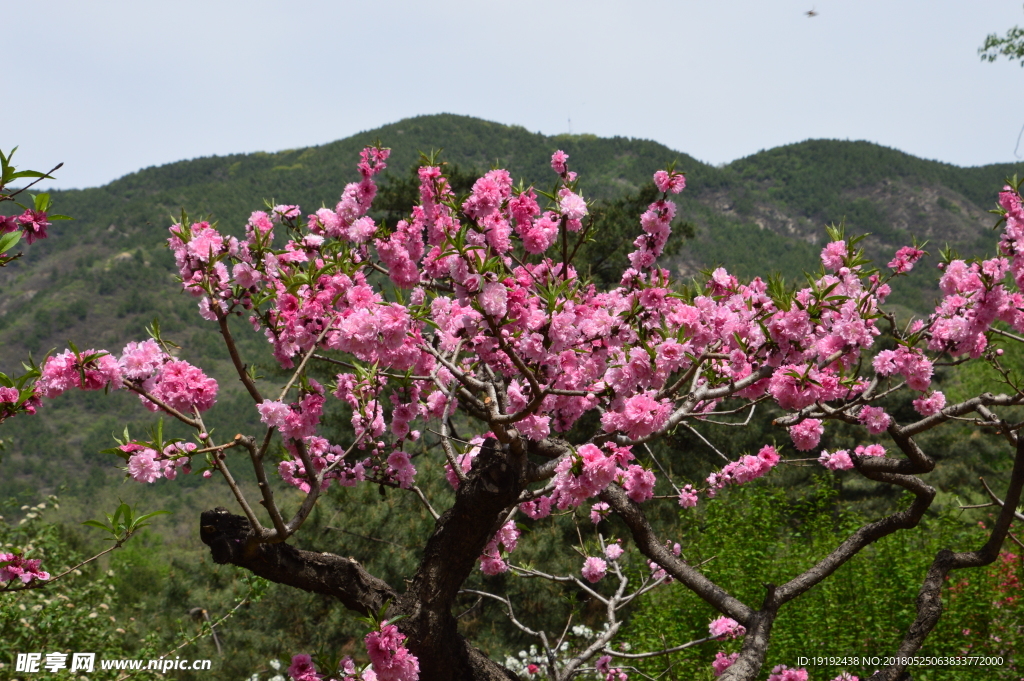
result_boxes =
[706,445,780,494]
[711,651,739,677]
[789,418,824,451]
[36,339,218,419]
[708,616,746,640]
[478,520,520,575]
[601,393,672,440]
[0,385,38,423]
[278,436,367,493]
[0,552,50,585]
[523,443,656,517]
[36,348,121,398]
[854,444,885,458]
[581,556,608,583]
[888,245,925,273]
[365,621,420,681]
[138,359,218,414]
[257,381,325,440]
[604,541,625,561]
[653,169,686,194]
[594,654,628,681]
[287,654,379,681]
[287,654,321,681]
[818,449,854,471]
[0,208,51,244]
[871,346,933,392]
[912,390,946,416]
[767,665,809,681]
[677,484,699,508]
[858,405,891,435]
[122,442,196,483]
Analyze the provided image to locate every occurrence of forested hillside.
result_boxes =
[3,114,1019,371]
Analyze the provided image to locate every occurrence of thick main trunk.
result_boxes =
[200,438,525,681]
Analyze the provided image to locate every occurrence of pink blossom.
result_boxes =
[913,390,946,416]
[558,190,588,221]
[854,444,885,457]
[712,651,739,677]
[127,449,163,483]
[821,241,847,270]
[0,552,50,584]
[601,393,671,440]
[17,209,50,244]
[889,246,925,273]
[233,262,261,288]
[708,446,779,491]
[479,281,508,318]
[653,169,687,194]
[349,216,377,243]
[789,418,824,451]
[858,405,891,434]
[287,654,321,681]
[37,349,122,398]
[604,542,624,561]
[677,484,698,508]
[119,339,166,380]
[0,214,18,235]
[365,622,420,681]
[387,451,417,489]
[479,553,508,576]
[757,445,781,467]
[144,360,218,414]
[520,496,553,519]
[258,400,291,429]
[819,449,854,471]
[768,665,809,681]
[708,616,746,640]
[830,674,859,681]
[582,556,608,583]
[551,150,569,174]
[590,502,611,524]
[622,465,656,503]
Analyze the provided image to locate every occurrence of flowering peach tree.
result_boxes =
[9,145,1024,681]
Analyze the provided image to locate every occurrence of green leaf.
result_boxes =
[132,510,171,529]
[8,170,50,180]
[0,231,21,254]
[32,192,52,212]
[81,520,113,532]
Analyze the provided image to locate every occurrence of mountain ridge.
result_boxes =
[2,113,1023,374]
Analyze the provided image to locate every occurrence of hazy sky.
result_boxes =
[8,1,1024,189]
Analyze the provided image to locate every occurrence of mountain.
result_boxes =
[4,114,1019,373]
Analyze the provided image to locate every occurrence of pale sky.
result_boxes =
[7,1,1024,189]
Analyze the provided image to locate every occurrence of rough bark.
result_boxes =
[200,507,396,616]
[392,437,525,680]
[200,437,524,681]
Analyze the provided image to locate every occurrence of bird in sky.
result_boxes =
[806,7,818,17]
